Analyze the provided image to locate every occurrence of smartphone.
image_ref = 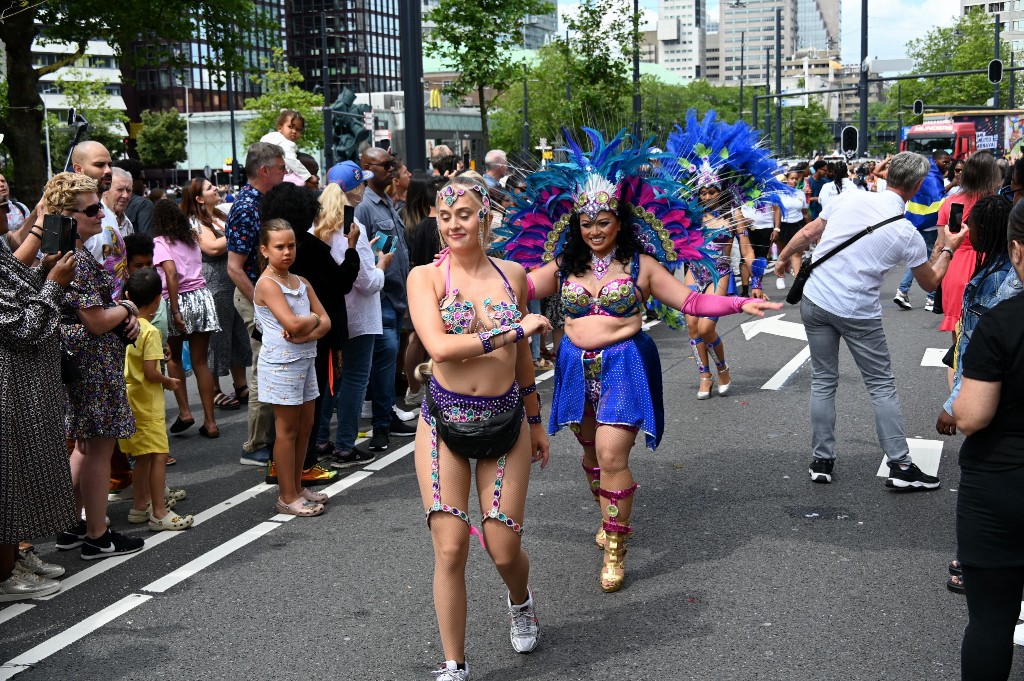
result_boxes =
[949,202,964,234]
[373,234,396,255]
[41,214,78,254]
[343,205,355,236]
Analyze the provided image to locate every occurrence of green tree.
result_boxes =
[136,109,188,169]
[790,100,834,156]
[0,0,272,200]
[242,48,324,153]
[42,70,130,172]
[425,0,555,149]
[877,9,1012,128]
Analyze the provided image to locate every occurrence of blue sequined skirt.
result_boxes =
[550,332,664,450]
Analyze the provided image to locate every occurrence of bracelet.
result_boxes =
[478,332,495,354]
[527,414,542,425]
[118,300,138,317]
[29,229,43,240]
[311,312,321,329]
[513,325,524,343]
[940,247,955,258]
[519,383,537,397]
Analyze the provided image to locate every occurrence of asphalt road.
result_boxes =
[2,271,1020,681]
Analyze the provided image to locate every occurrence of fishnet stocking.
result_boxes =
[595,424,638,526]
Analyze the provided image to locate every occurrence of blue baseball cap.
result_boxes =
[326,161,372,191]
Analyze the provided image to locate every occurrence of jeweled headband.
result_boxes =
[440,183,491,220]
[572,173,619,220]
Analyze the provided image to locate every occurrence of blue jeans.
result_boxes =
[801,297,911,465]
[898,229,938,296]
[370,299,401,431]
[528,299,541,360]
[318,333,375,451]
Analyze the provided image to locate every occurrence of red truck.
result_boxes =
[900,120,977,159]
[901,110,1024,158]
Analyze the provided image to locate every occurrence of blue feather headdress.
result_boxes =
[498,127,711,274]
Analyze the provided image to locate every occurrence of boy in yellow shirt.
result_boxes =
[119,268,194,531]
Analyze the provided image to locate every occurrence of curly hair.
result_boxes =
[261,183,319,231]
[42,172,98,214]
[558,190,643,278]
[313,183,350,243]
[152,199,197,246]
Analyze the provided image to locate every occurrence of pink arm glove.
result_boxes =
[681,292,757,317]
[526,275,536,301]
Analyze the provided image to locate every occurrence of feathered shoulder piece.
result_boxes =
[663,109,787,211]
[499,127,708,272]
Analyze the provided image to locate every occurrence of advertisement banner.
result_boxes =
[1006,115,1024,158]
[956,115,1002,154]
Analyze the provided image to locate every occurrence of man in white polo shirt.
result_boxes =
[775,152,967,490]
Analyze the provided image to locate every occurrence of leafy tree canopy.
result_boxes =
[137,109,188,168]
[242,48,324,153]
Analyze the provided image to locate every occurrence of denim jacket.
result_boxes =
[944,256,1023,415]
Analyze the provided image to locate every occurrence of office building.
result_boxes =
[121,0,282,118]
[717,0,839,86]
[657,0,707,81]
[422,0,557,49]
[960,1,1017,51]
[287,0,403,96]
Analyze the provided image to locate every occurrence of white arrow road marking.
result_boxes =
[741,313,807,341]
[921,348,948,367]
[761,346,812,390]
[875,438,944,478]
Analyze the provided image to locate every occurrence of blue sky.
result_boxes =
[556,0,962,65]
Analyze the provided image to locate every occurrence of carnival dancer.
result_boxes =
[503,126,780,594]
[407,177,552,681]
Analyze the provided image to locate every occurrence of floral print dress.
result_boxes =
[60,247,135,440]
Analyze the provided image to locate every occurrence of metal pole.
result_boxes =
[632,0,641,137]
[227,69,238,187]
[566,29,571,102]
[1011,53,1017,108]
[739,31,745,122]
[399,2,426,170]
[858,0,868,157]
[765,48,771,145]
[897,82,903,144]
[321,11,333,170]
[43,103,52,180]
[789,107,794,156]
[522,64,530,154]
[775,8,782,156]
[185,77,192,181]
[994,14,1001,109]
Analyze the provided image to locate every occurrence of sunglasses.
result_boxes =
[70,202,103,217]
[370,161,396,170]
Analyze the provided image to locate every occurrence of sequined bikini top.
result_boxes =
[561,253,644,319]
[440,258,523,334]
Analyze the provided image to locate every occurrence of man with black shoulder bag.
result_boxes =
[774,152,966,490]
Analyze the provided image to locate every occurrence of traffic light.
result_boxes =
[913,100,924,116]
[988,59,1003,84]
[841,126,858,154]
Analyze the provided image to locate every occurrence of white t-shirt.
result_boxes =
[804,189,928,319]
[818,179,865,213]
[314,219,385,338]
[739,203,775,230]
[778,188,808,223]
[260,130,311,182]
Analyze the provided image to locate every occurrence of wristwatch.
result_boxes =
[940,247,955,258]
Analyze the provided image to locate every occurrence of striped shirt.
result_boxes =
[804,189,928,319]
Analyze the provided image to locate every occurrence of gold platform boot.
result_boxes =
[597,483,638,593]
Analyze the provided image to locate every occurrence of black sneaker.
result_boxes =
[55,520,89,550]
[389,417,417,437]
[330,448,377,469]
[809,458,834,484]
[80,529,144,560]
[886,462,940,491]
[367,429,390,452]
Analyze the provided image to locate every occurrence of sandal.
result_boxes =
[148,512,194,531]
[533,358,554,371]
[948,559,962,576]
[199,425,220,439]
[166,456,177,466]
[947,574,965,594]
[233,384,250,404]
[213,391,241,410]
[300,488,329,504]
[275,496,324,517]
[169,416,195,434]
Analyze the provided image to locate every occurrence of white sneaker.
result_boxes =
[775,276,787,290]
[893,290,912,310]
[431,661,469,680]
[361,400,372,419]
[108,485,133,502]
[393,404,419,422]
[924,299,935,312]
[508,588,540,653]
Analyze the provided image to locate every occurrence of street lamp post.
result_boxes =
[632,0,641,137]
[739,31,745,122]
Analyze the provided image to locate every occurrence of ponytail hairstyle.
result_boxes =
[827,160,847,194]
[256,218,294,273]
